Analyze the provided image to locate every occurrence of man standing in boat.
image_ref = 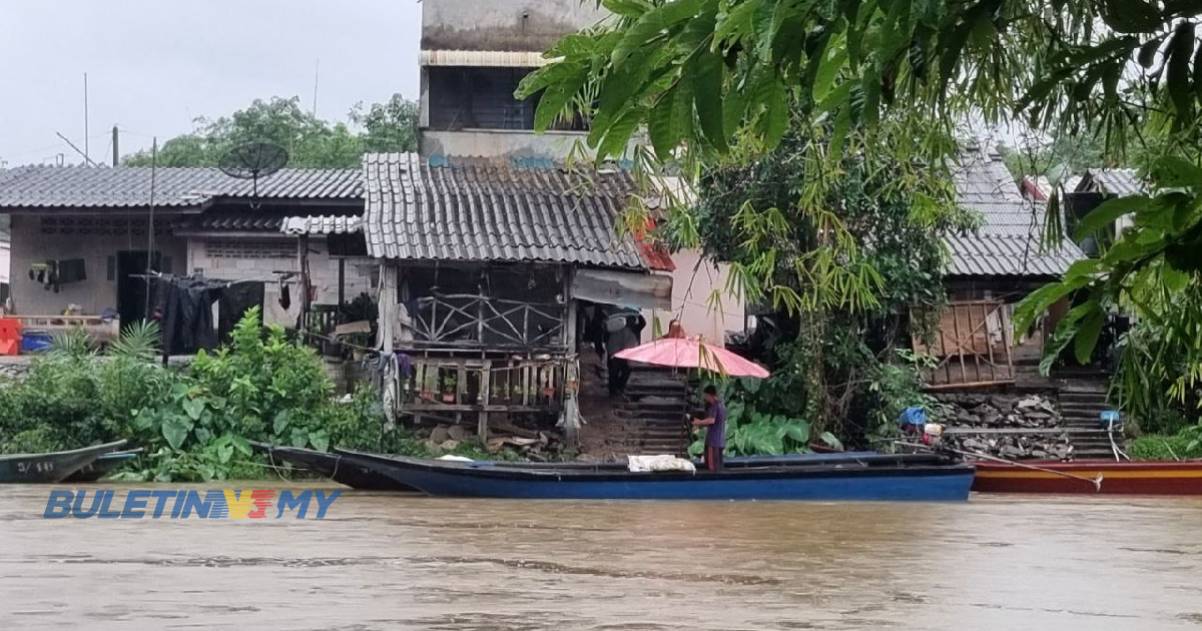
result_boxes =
[692,386,727,471]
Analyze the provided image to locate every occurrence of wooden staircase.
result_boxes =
[1058,385,1121,459]
[614,366,691,455]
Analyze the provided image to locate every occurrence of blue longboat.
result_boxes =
[331,448,974,501]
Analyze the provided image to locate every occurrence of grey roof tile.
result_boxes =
[946,149,1085,277]
[362,152,647,269]
[0,165,361,209]
[1077,168,1145,196]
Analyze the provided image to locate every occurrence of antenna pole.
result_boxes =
[112,126,119,167]
[83,73,89,163]
[145,137,157,320]
[312,58,320,116]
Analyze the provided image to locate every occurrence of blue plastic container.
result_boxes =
[20,331,53,353]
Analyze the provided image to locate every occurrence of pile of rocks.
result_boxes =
[944,433,1074,460]
[932,393,1061,429]
[932,392,1074,460]
[0,362,30,382]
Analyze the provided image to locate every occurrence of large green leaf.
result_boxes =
[818,431,843,451]
[182,397,206,422]
[783,421,811,444]
[598,107,644,158]
[1073,305,1105,364]
[530,64,588,132]
[648,89,678,159]
[1074,195,1151,239]
[611,0,707,65]
[162,417,191,450]
[692,50,728,151]
[1152,156,1202,188]
[812,32,847,103]
[273,410,292,435]
[715,0,760,45]
[1166,21,1197,120]
[602,0,654,19]
[309,429,330,453]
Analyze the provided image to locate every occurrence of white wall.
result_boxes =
[422,0,606,51]
[0,214,9,285]
[186,236,376,327]
[644,249,745,343]
[7,215,186,316]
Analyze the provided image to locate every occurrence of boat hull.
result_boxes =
[0,440,129,484]
[253,443,413,491]
[335,450,974,501]
[65,449,144,482]
[973,460,1202,495]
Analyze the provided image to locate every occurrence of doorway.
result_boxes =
[116,251,161,325]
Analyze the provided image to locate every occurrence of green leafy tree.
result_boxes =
[125,94,418,168]
[351,94,421,153]
[522,0,1202,432]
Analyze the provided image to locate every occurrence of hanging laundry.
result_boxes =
[278,279,292,311]
[218,281,265,342]
[56,259,87,284]
[153,274,225,355]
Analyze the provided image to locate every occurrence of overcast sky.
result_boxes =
[0,0,422,167]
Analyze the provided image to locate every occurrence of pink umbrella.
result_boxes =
[612,337,770,378]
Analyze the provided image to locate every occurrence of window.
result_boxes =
[427,67,587,131]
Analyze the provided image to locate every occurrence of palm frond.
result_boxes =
[108,320,162,361]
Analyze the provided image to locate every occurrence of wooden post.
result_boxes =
[337,257,346,312]
[478,359,491,441]
[298,234,311,335]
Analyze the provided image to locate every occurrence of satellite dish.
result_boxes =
[218,141,288,199]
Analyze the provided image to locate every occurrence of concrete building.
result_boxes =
[417,0,745,342]
[0,166,367,328]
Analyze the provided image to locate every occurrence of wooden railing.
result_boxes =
[396,355,569,437]
[404,293,567,350]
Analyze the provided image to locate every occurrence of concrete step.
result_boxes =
[1059,390,1109,401]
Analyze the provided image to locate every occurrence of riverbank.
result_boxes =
[2,486,1201,630]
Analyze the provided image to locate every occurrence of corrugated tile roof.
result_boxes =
[281,215,363,235]
[947,149,1085,277]
[0,165,361,210]
[1077,168,1145,196]
[944,233,1084,277]
[362,152,648,269]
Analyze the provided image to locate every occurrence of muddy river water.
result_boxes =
[1,484,1201,630]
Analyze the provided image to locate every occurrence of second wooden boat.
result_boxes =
[65,448,144,482]
[252,442,413,491]
[0,440,129,484]
[973,460,1202,494]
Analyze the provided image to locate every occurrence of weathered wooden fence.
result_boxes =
[913,300,1015,388]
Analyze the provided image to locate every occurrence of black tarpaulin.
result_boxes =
[218,281,265,342]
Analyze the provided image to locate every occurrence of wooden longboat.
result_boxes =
[251,442,414,491]
[64,448,144,482]
[0,440,129,484]
[973,460,1202,494]
[331,448,975,501]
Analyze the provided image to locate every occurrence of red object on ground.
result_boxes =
[612,337,770,378]
[0,318,22,356]
[973,460,1202,495]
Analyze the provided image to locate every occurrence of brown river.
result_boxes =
[2,484,1201,630]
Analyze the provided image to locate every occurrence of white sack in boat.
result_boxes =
[628,455,696,473]
[437,455,474,462]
